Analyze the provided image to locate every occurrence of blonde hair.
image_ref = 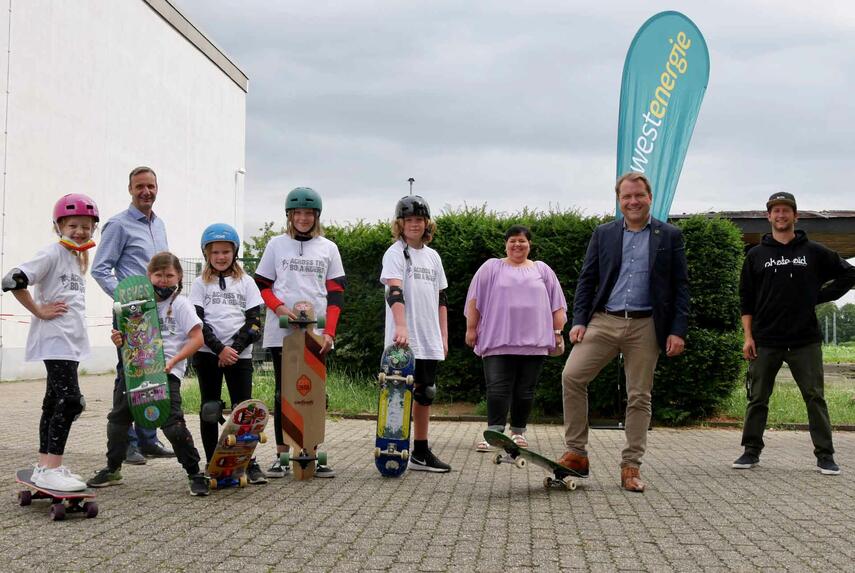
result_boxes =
[286,211,324,238]
[615,172,652,196]
[201,243,244,283]
[391,218,436,245]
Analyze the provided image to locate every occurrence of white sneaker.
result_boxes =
[35,467,86,492]
[56,466,83,481]
[31,464,45,481]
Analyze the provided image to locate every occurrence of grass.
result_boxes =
[718,377,855,426]
[822,343,855,363]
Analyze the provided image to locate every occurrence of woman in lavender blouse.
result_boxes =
[465,225,567,451]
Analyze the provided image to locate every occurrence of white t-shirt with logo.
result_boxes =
[157,295,202,380]
[380,240,448,361]
[256,235,345,348]
[17,243,90,362]
[189,274,264,359]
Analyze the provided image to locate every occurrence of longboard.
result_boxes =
[113,276,169,428]
[15,468,98,521]
[207,399,269,490]
[374,344,415,477]
[483,430,581,491]
[279,301,327,480]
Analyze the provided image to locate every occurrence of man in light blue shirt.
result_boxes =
[605,218,652,314]
[92,166,173,463]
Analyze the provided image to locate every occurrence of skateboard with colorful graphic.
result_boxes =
[15,468,98,521]
[278,301,328,480]
[374,344,415,477]
[207,399,269,489]
[483,430,581,491]
[113,275,170,428]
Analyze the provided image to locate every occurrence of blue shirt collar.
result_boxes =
[622,215,651,231]
[128,204,157,222]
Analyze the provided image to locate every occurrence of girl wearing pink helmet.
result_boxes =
[1,193,99,491]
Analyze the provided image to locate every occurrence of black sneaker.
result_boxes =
[266,458,290,478]
[125,446,147,466]
[247,460,268,484]
[410,449,451,473]
[817,457,841,476]
[141,442,175,458]
[87,467,123,488]
[732,452,759,469]
[189,473,211,496]
[315,464,335,478]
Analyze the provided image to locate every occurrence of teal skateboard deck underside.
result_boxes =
[114,276,170,428]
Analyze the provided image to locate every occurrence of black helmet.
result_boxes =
[395,195,431,219]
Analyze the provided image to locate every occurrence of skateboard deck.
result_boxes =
[15,469,98,521]
[279,301,328,480]
[374,344,415,477]
[113,275,170,428]
[483,430,581,490]
[207,399,269,490]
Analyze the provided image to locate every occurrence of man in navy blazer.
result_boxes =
[558,172,690,492]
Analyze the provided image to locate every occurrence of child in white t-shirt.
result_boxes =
[254,187,346,478]
[2,194,100,492]
[380,195,450,472]
[190,223,265,483]
[87,252,210,496]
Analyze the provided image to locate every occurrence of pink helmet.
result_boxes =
[53,193,99,223]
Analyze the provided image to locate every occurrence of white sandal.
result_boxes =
[511,434,528,448]
[476,440,494,452]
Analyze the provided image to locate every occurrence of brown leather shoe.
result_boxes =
[557,451,589,477]
[621,466,645,492]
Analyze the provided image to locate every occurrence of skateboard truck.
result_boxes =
[280,449,328,470]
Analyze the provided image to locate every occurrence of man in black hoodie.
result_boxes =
[734,192,855,475]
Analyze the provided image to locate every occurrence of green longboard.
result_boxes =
[113,276,170,428]
[483,430,581,491]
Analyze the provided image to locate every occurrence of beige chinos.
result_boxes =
[562,312,660,467]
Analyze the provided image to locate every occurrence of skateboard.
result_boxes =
[374,344,415,477]
[278,301,328,479]
[207,399,269,490]
[483,430,581,491]
[15,469,98,521]
[113,275,170,428]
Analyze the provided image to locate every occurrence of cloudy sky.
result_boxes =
[171,0,855,236]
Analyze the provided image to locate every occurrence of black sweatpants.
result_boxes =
[194,352,253,461]
[483,354,546,433]
[104,373,201,475]
[40,360,83,455]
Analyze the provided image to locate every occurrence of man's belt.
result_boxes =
[603,309,652,319]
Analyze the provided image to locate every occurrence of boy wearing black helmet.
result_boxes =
[380,195,451,472]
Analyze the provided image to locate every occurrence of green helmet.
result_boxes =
[285,187,322,214]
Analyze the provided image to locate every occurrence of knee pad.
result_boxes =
[413,382,436,406]
[200,400,226,424]
[58,394,86,421]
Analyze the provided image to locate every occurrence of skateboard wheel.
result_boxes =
[493,453,503,465]
[278,316,291,328]
[209,478,217,490]
[563,479,577,491]
[18,490,32,506]
[401,449,409,461]
[239,475,248,488]
[316,315,326,329]
[316,451,328,466]
[49,503,66,521]
[543,477,553,489]
[514,457,527,469]
[83,501,99,518]
[259,432,268,444]
[225,434,237,447]
[405,375,414,385]
[279,452,290,466]
[373,447,381,459]
[112,302,123,316]
[377,372,386,384]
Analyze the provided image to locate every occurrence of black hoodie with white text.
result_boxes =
[739,230,855,348]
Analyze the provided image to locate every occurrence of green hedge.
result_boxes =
[245,210,745,424]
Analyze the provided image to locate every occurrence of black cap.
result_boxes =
[766,192,797,211]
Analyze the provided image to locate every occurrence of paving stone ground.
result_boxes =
[1,374,853,572]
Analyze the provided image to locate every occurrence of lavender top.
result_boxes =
[465,258,567,357]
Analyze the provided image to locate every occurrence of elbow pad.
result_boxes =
[386,285,404,307]
[2,268,28,292]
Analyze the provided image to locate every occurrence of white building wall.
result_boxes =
[0,1,247,379]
